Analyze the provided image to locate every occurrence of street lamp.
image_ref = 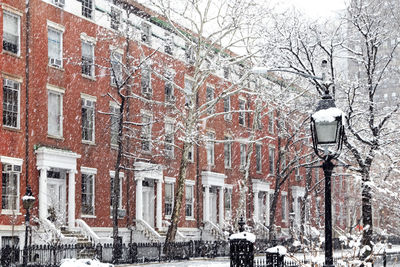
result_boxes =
[22,185,35,267]
[310,84,344,267]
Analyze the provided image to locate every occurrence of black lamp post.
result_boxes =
[310,84,344,267]
[22,185,35,267]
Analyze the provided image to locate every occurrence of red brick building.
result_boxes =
[0,0,351,248]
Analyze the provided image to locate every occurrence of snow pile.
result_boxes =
[229,232,256,243]
[312,107,343,122]
[266,245,287,255]
[60,259,113,267]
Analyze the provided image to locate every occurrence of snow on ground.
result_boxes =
[60,258,114,267]
[117,258,230,267]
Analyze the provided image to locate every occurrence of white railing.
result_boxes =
[76,219,113,244]
[162,220,187,241]
[204,220,226,240]
[41,219,76,244]
[136,219,161,243]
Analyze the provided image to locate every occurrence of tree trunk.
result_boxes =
[361,171,373,261]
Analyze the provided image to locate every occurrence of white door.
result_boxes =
[47,178,66,226]
[210,191,217,224]
[142,185,155,227]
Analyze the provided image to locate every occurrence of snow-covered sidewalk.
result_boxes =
[116,258,230,267]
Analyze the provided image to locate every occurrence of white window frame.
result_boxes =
[47,86,64,138]
[269,146,275,175]
[240,143,246,169]
[3,10,21,56]
[81,40,95,78]
[110,171,124,214]
[164,31,174,55]
[110,51,123,86]
[81,167,96,217]
[81,0,94,19]
[268,111,274,134]
[110,102,120,147]
[255,143,262,173]
[184,78,194,107]
[223,96,232,121]
[185,181,195,219]
[164,177,175,218]
[281,192,288,222]
[164,119,175,158]
[238,98,246,126]
[141,22,151,45]
[47,22,64,68]
[187,144,194,162]
[164,70,175,102]
[1,156,22,213]
[206,132,215,166]
[81,94,96,143]
[206,86,215,114]
[2,78,20,129]
[110,6,122,31]
[141,112,152,152]
[141,64,152,95]
[224,136,232,168]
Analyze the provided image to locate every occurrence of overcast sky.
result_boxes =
[273,0,348,18]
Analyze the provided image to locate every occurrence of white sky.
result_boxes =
[272,0,348,19]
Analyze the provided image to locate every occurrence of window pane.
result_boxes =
[3,79,19,128]
[3,13,19,54]
[48,92,61,136]
[48,29,61,60]
[2,165,19,210]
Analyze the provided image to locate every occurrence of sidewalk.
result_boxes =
[116,258,230,267]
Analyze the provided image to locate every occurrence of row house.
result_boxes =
[0,0,351,248]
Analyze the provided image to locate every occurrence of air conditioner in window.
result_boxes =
[53,0,65,7]
[295,175,302,181]
[5,79,15,87]
[166,95,176,103]
[224,113,232,121]
[117,209,126,217]
[49,58,62,67]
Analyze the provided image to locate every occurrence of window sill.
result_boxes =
[82,140,96,146]
[3,50,21,58]
[224,166,232,170]
[1,210,21,215]
[111,144,118,150]
[3,126,21,132]
[82,74,96,81]
[185,217,195,221]
[47,134,64,140]
[81,214,97,219]
[48,64,65,71]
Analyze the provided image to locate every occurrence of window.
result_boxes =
[110,6,121,31]
[224,96,232,120]
[164,32,173,55]
[224,188,232,219]
[82,41,94,77]
[48,90,63,137]
[81,0,93,19]
[185,184,194,218]
[141,114,152,152]
[165,183,174,217]
[52,0,65,8]
[206,87,215,114]
[224,136,232,168]
[165,121,174,158]
[185,42,195,63]
[184,79,193,107]
[110,52,122,86]
[256,143,262,172]
[1,161,21,211]
[268,111,274,133]
[238,99,246,126]
[82,98,95,142]
[141,22,151,45]
[281,153,286,170]
[269,147,275,174]
[223,66,230,79]
[206,132,215,165]
[281,194,287,221]
[187,144,194,162]
[141,64,152,95]
[110,171,123,216]
[240,143,246,169]
[110,104,120,146]
[3,79,20,129]
[82,172,95,215]
[3,11,20,55]
[295,166,301,181]
[165,71,175,102]
[48,27,63,67]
